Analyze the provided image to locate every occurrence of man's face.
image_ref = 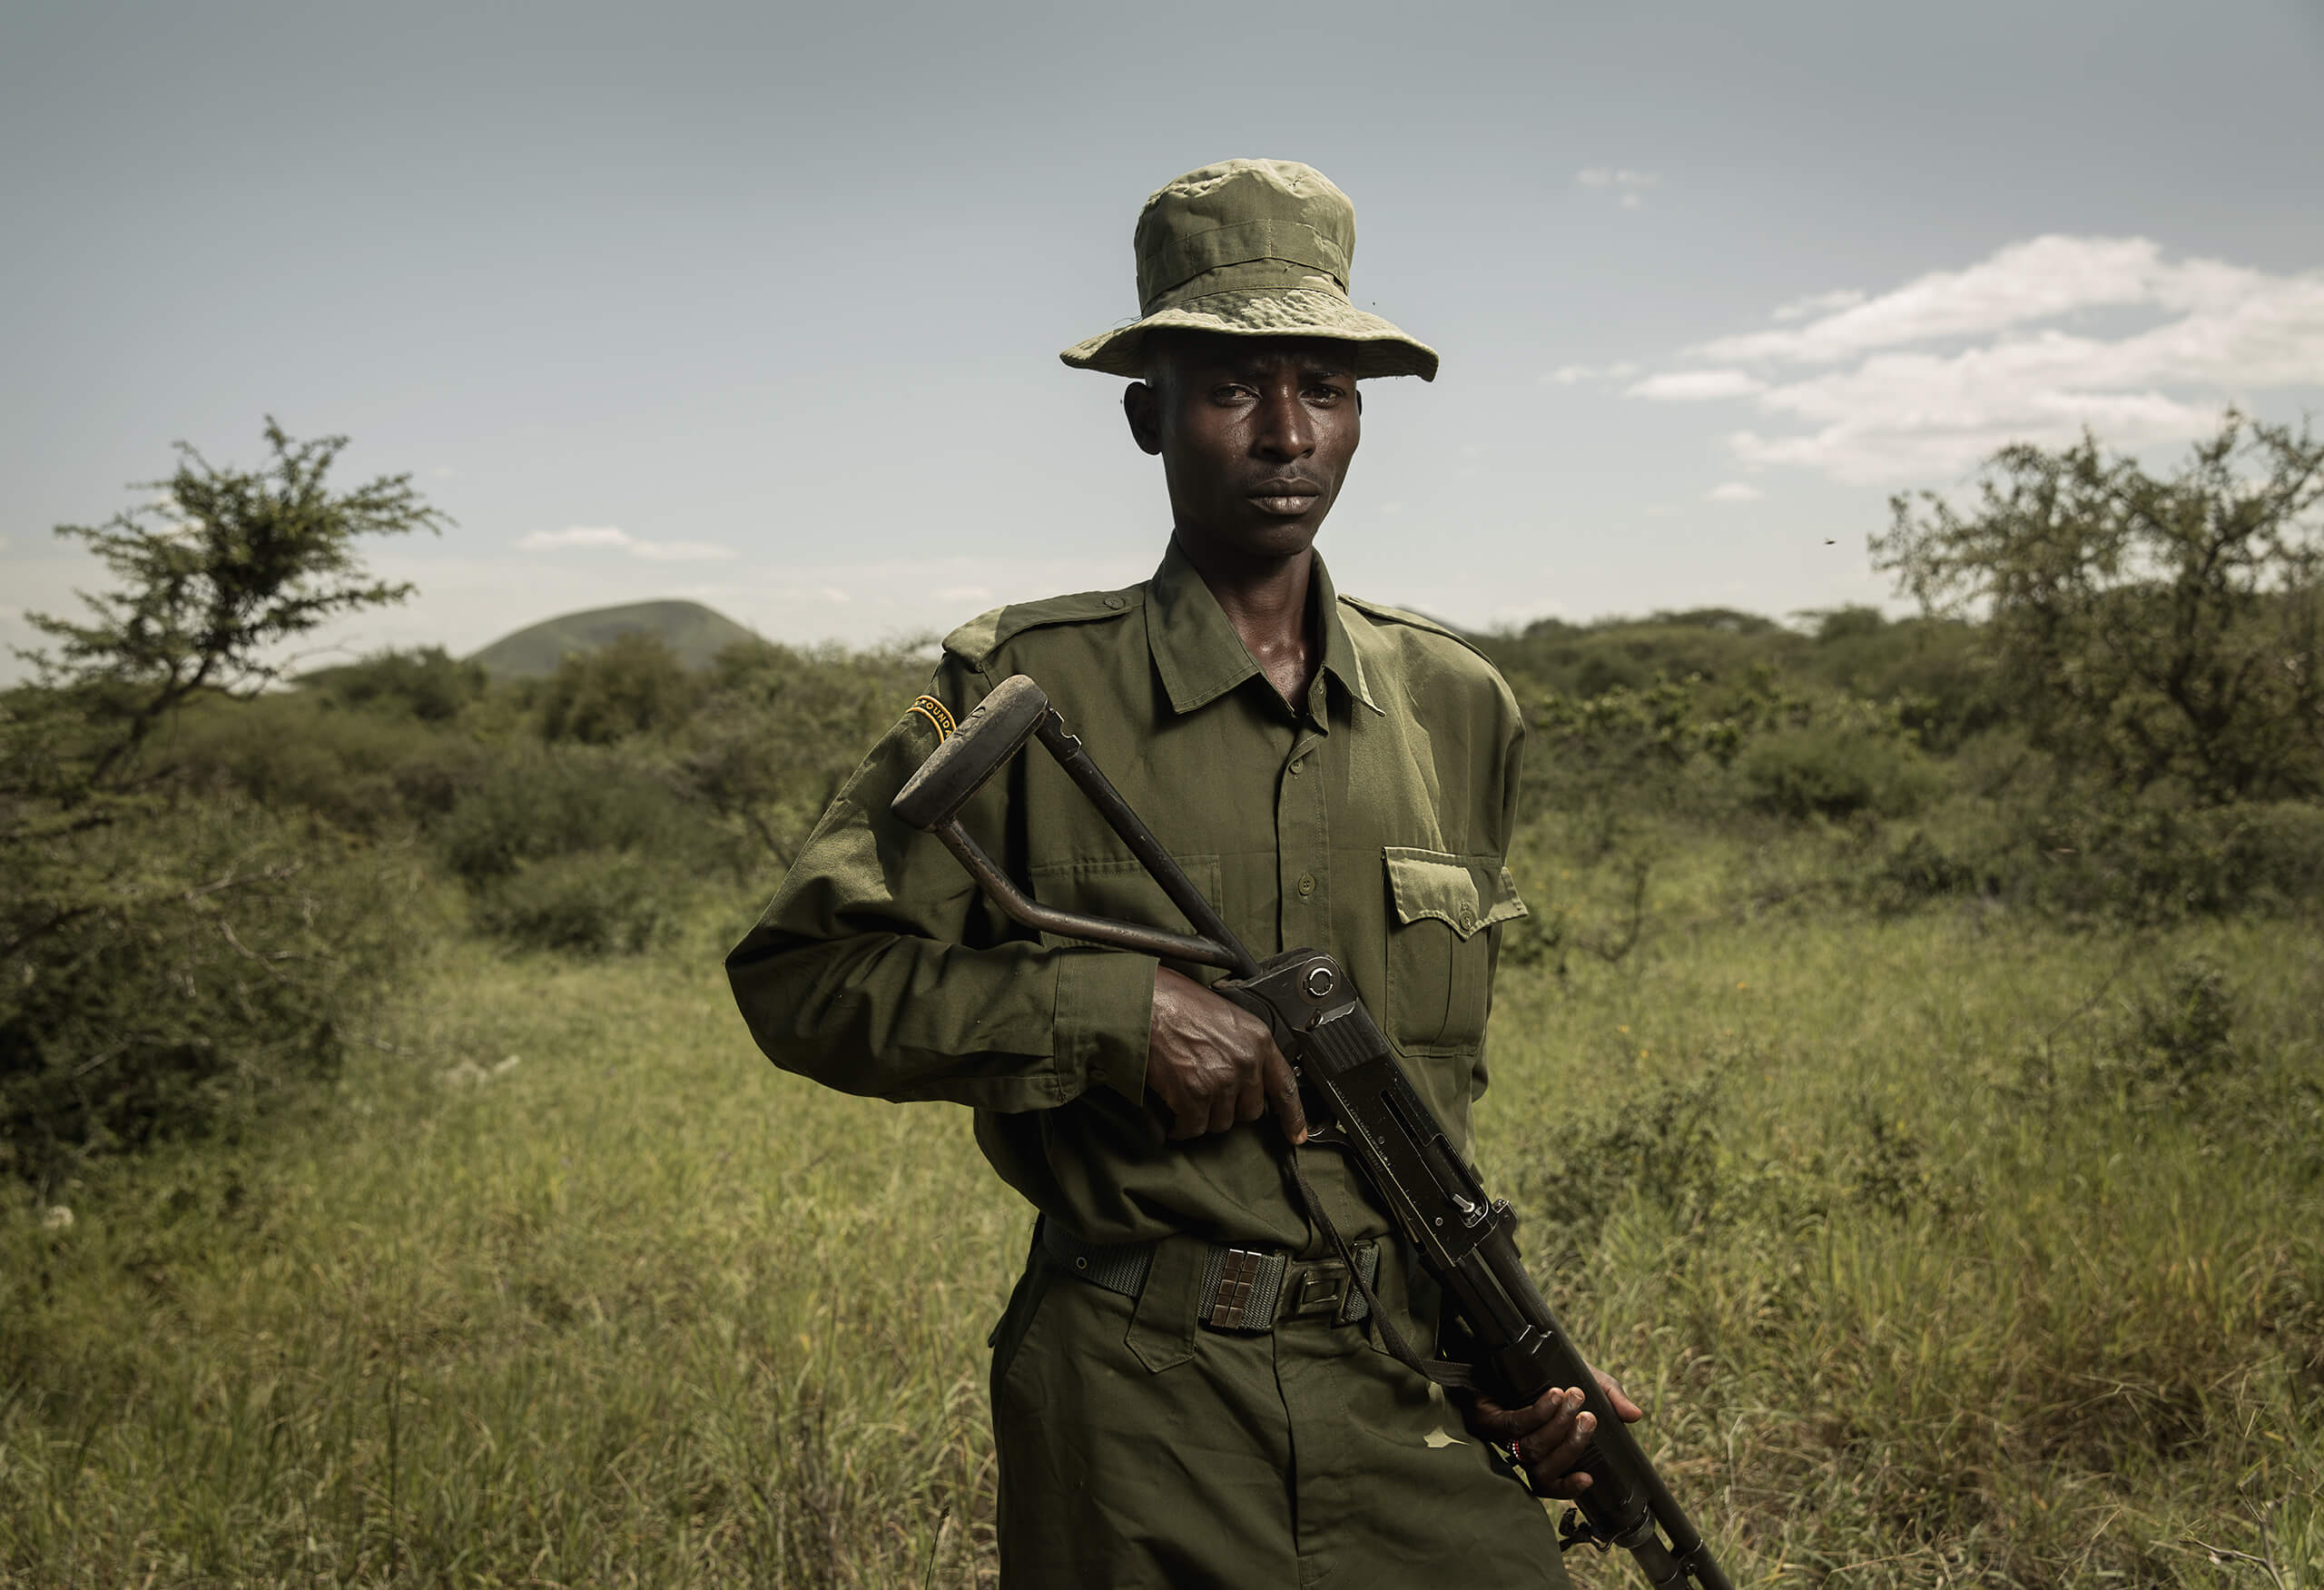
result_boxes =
[1124,332,1361,564]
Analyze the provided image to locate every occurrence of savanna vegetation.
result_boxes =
[2,415,2319,1587]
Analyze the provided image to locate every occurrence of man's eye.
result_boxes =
[1210,385,1255,402]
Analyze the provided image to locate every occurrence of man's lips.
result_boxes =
[1246,479,1323,516]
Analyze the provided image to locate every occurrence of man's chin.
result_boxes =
[1216,512,1324,561]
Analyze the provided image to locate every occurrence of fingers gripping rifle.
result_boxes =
[894,676,1733,1590]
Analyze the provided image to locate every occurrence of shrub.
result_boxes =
[155,693,494,837]
[468,850,685,955]
[1741,723,1938,821]
[1864,830,1985,914]
[1521,673,1775,851]
[2024,796,2324,921]
[680,639,932,866]
[2113,959,2240,1097]
[438,749,730,887]
[298,647,487,722]
[1483,611,1803,700]
[1799,611,2001,752]
[0,798,418,1190]
[537,632,704,744]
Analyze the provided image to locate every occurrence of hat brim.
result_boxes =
[1059,288,1438,381]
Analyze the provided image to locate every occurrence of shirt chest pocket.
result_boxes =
[1382,848,1527,1054]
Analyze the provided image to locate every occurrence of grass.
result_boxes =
[4,853,2320,1587]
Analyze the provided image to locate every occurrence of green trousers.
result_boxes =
[989,1231,1574,1589]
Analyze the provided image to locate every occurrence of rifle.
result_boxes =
[893,675,1733,1590]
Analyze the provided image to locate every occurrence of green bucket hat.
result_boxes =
[1060,158,1439,382]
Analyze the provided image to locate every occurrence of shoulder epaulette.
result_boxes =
[1337,593,1501,668]
[942,586,1144,670]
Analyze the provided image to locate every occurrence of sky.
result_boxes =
[5,0,2322,674]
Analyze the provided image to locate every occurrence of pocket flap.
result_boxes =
[1384,848,1528,941]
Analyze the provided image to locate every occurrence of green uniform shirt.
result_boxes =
[725,538,1528,1251]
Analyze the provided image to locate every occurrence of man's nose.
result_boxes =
[1251,383,1315,460]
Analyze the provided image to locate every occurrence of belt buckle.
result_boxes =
[1206,1247,1270,1328]
[1292,1267,1346,1318]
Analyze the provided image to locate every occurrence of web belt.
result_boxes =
[1038,1217,1378,1331]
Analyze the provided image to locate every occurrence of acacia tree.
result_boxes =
[2,422,443,1185]
[1873,412,2324,804]
[17,418,446,804]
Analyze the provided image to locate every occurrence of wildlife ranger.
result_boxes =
[727,158,1642,1587]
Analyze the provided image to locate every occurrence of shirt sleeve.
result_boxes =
[1469,695,1529,1108]
[724,657,1157,1112]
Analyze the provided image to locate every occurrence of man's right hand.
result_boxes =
[1147,966,1308,1144]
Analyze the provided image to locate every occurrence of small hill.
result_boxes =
[468,600,761,678]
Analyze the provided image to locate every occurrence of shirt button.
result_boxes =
[1297,874,1316,897]
[1458,904,1477,932]
[1288,758,1304,776]
[1103,595,1126,609]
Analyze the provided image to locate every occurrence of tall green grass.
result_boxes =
[4,887,2319,1586]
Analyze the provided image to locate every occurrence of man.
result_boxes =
[727,158,1640,1586]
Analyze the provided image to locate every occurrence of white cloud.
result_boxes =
[936,585,992,604]
[523,525,627,548]
[630,539,734,562]
[518,524,735,561]
[1705,482,1763,502]
[1625,234,2324,483]
[1697,236,2189,365]
[1544,360,1640,385]
[1628,370,1768,400]
[1772,289,1866,323]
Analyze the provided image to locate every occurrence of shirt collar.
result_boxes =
[1146,537,1383,720]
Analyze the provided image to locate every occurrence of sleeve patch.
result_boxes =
[909,695,957,740]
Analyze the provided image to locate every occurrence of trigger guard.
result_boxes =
[1297,1118,1350,1150]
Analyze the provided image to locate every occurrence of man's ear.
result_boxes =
[1122,381,1165,457]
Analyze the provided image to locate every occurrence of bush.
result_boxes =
[438,749,730,886]
[2112,959,2240,1098]
[468,850,686,954]
[1797,610,2002,752]
[1863,830,1987,914]
[1742,723,1939,821]
[537,632,704,744]
[156,693,494,837]
[1866,781,2324,923]
[679,639,933,866]
[1485,612,1802,701]
[2039,798,2324,921]
[0,799,419,1190]
[298,647,487,722]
